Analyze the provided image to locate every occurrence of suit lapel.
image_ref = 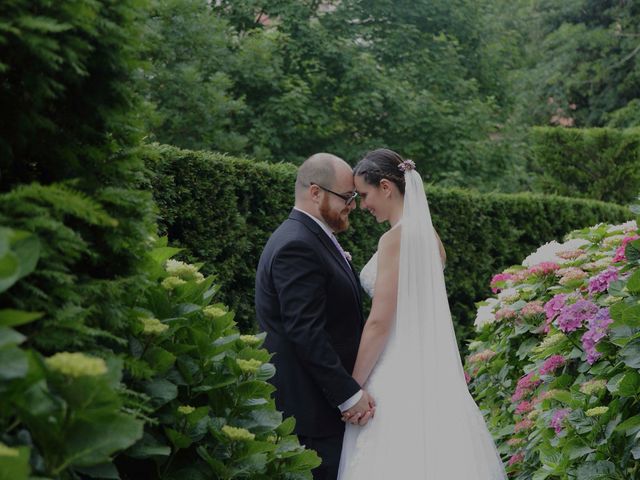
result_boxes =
[288,209,362,300]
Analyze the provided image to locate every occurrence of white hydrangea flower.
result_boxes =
[474,298,499,329]
[522,238,589,267]
[498,287,520,304]
[607,220,637,233]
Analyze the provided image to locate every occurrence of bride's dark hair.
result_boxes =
[353,148,406,194]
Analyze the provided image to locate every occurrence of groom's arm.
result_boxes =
[271,240,361,408]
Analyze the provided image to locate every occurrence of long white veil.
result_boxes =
[389,169,506,478]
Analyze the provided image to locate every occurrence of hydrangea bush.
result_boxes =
[120,240,320,479]
[466,217,640,479]
[0,234,319,479]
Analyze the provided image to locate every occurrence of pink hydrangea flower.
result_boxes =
[581,308,612,364]
[464,371,471,384]
[613,235,640,262]
[521,301,545,317]
[467,349,497,364]
[512,269,532,283]
[557,267,588,285]
[514,418,534,433]
[556,299,598,333]
[529,262,560,276]
[550,408,571,434]
[556,250,585,260]
[507,451,525,466]
[511,371,541,402]
[588,267,619,295]
[490,272,514,293]
[496,307,516,321]
[515,401,534,415]
[507,437,525,447]
[539,354,565,375]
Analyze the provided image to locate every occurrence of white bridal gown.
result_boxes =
[337,249,506,479]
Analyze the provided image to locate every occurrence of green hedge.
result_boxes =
[531,127,640,204]
[144,144,631,338]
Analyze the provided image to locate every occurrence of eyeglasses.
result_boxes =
[310,182,358,206]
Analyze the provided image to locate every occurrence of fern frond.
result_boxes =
[4,183,118,227]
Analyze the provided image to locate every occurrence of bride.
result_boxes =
[337,149,506,479]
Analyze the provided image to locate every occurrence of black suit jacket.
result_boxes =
[255,209,365,437]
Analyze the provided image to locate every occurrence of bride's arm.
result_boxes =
[435,229,446,268]
[351,227,400,386]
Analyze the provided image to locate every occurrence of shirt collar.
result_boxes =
[293,207,334,238]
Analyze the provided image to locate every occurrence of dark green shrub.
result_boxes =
[531,127,640,204]
[144,144,631,339]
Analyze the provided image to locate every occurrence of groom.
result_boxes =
[255,153,374,480]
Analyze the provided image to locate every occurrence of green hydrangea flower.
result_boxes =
[140,317,169,335]
[162,276,186,290]
[239,335,261,346]
[45,352,107,377]
[236,358,262,373]
[533,333,566,352]
[165,259,205,283]
[203,306,226,318]
[580,379,607,395]
[178,405,196,415]
[222,425,255,441]
[585,406,609,417]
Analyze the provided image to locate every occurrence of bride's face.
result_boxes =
[354,174,390,223]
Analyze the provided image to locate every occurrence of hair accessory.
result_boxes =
[398,159,416,172]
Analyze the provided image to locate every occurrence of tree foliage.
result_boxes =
[140,0,521,190]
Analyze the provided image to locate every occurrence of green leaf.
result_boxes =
[0,309,44,327]
[628,270,640,294]
[565,440,594,460]
[0,251,20,293]
[0,445,30,480]
[610,301,630,323]
[617,370,640,397]
[164,427,192,449]
[622,305,640,327]
[275,417,296,437]
[144,379,178,407]
[620,338,640,369]
[63,413,143,467]
[144,346,176,374]
[575,461,615,480]
[126,433,171,459]
[0,345,29,381]
[549,389,573,404]
[75,462,120,479]
[615,415,640,435]
[284,449,322,472]
[0,327,25,347]
[627,240,640,263]
[11,233,40,280]
[150,246,183,265]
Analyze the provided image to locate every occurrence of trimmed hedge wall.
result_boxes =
[531,127,640,205]
[144,143,631,338]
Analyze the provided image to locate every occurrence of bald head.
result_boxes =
[295,153,351,202]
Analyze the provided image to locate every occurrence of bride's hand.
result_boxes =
[342,391,376,425]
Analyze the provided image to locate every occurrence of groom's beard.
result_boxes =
[320,196,350,233]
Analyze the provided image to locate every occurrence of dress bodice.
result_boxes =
[359,251,378,298]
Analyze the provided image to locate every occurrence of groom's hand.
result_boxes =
[342,390,376,426]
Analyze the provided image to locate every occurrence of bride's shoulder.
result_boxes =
[378,224,401,252]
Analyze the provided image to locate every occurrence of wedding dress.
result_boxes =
[337,170,506,479]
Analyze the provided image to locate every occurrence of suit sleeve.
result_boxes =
[271,240,361,408]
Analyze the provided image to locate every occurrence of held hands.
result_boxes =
[342,390,376,426]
